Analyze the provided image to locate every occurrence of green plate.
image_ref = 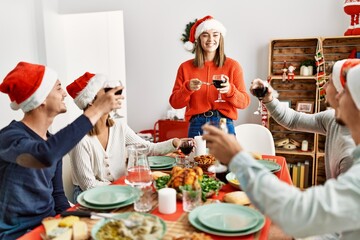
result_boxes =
[197,203,259,232]
[189,203,265,237]
[83,185,133,206]
[148,156,175,168]
[91,212,166,240]
[258,160,281,173]
[77,186,139,210]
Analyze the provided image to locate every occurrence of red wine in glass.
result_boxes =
[104,87,123,95]
[253,86,268,100]
[212,79,226,89]
[179,139,194,155]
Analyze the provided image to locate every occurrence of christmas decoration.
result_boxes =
[181,19,197,53]
[315,41,326,101]
[344,0,360,36]
[281,61,288,82]
[287,64,296,81]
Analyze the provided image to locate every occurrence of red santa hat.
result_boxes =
[66,72,107,110]
[345,64,360,110]
[332,59,360,92]
[0,62,58,112]
[184,15,227,52]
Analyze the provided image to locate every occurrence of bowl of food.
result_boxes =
[226,172,241,190]
[194,154,216,172]
[91,212,166,240]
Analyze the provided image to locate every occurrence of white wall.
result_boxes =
[57,0,348,132]
[0,0,126,132]
[0,0,349,133]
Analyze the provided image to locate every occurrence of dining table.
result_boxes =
[18,155,292,240]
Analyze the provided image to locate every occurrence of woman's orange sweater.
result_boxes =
[169,58,250,121]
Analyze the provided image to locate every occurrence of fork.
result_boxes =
[201,81,213,86]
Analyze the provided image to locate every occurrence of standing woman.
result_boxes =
[169,15,250,138]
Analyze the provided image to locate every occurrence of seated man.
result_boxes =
[0,62,121,239]
[203,62,360,239]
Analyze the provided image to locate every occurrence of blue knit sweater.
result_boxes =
[0,115,92,239]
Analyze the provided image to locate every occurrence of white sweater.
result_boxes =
[68,120,176,191]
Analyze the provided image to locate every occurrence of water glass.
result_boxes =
[134,185,152,212]
[176,155,188,168]
[182,188,202,212]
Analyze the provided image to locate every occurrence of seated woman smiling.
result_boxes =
[66,72,182,203]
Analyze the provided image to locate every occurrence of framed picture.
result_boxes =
[296,101,314,113]
[279,100,291,108]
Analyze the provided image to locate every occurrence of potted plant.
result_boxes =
[300,60,316,76]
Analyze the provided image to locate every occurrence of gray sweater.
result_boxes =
[266,98,355,179]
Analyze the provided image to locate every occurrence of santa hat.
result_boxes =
[332,59,360,92]
[66,72,107,110]
[345,64,360,110]
[184,15,226,52]
[0,62,58,112]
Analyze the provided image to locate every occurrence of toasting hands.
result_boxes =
[202,124,242,165]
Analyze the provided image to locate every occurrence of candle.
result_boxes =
[301,140,308,151]
[158,188,176,214]
[194,136,206,156]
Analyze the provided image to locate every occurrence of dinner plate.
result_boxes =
[150,163,176,170]
[83,185,133,206]
[197,203,259,232]
[91,212,166,240]
[188,203,265,237]
[258,160,281,173]
[148,156,175,168]
[77,186,139,210]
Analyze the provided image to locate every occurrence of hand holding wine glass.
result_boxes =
[179,138,195,156]
[212,74,227,102]
[250,78,269,115]
[103,80,124,118]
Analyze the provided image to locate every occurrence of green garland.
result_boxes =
[181,19,197,53]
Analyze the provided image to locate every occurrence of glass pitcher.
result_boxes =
[125,143,152,187]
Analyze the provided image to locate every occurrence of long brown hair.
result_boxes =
[193,34,226,68]
[84,103,115,136]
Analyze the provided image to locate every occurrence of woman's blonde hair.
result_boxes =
[193,34,226,68]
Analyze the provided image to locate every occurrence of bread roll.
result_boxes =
[223,191,251,205]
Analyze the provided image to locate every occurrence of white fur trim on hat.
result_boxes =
[346,65,360,110]
[184,41,195,51]
[332,59,346,92]
[194,19,227,40]
[17,67,58,112]
[73,74,107,110]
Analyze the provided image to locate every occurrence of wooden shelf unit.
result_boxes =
[268,36,360,188]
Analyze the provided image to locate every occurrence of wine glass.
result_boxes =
[252,84,268,115]
[179,138,195,167]
[103,80,124,118]
[212,74,226,103]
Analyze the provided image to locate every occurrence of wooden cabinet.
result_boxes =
[267,36,360,188]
